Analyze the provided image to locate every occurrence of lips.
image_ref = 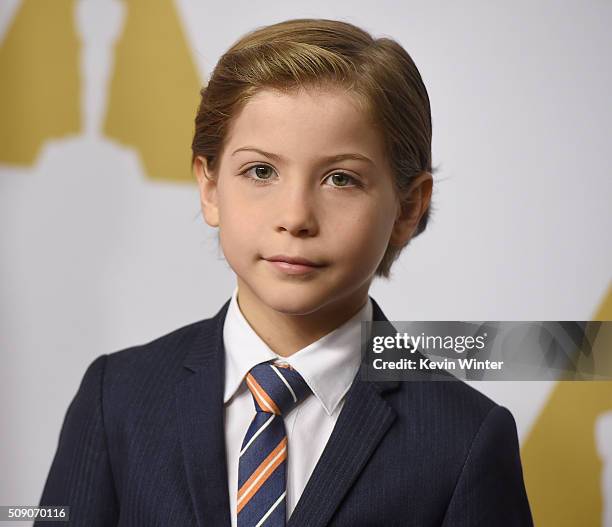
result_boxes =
[264,255,325,267]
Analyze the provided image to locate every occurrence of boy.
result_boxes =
[37,18,533,526]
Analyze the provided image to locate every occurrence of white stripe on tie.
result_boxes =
[271,364,297,403]
[240,413,276,457]
[255,491,286,527]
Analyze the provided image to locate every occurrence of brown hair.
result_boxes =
[191,18,435,278]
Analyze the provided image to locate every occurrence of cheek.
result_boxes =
[329,198,395,260]
[217,181,257,232]
[216,184,261,258]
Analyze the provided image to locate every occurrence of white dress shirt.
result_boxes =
[223,286,373,525]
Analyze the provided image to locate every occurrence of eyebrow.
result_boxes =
[231,147,375,166]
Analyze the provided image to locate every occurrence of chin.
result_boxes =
[257,285,330,316]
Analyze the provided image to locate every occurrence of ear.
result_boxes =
[193,155,220,227]
[389,171,433,247]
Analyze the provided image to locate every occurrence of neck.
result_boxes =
[235,281,371,357]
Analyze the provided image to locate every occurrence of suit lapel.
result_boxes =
[175,299,232,527]
[287,296,400,527]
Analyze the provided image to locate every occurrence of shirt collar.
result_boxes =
[222,286,372,416]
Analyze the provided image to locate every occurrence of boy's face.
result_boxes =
[195,86,425,317]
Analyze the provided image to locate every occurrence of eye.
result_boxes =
[324,172,360,188]
[240,164,277,185]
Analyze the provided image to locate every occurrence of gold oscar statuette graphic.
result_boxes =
[104,0,201,183]
[523,283,612,527]
[0,0,80,165]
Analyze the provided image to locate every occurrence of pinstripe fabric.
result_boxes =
[237,360,311,526]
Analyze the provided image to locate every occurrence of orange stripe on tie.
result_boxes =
[237,437,287,513]
[246,373,281,415]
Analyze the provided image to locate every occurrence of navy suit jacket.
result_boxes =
[37,297,534,526]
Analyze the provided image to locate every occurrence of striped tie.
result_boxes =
[237,359,311,526]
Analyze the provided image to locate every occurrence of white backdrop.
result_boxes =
[1,0,611,523]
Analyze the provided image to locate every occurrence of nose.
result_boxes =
[274,182,319,237]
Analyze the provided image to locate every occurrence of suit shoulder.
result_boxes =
[391,377,501,438]
[441,376,498,413]
[104,314,219,381]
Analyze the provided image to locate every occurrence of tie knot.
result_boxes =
[245,360,311,415]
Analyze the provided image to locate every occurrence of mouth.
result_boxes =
[263,254,327,275]
[265,254,324,267]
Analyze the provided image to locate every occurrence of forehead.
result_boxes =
[223,86,386,159]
